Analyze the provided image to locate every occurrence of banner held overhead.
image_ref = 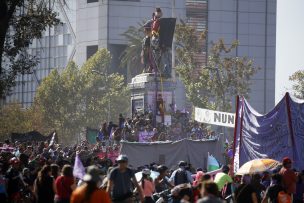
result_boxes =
[195,107,235,128]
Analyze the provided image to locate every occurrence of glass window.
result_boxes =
[63,23,68,34]
[87,0,98,3]
[50,58,55,67]
[54,58,58,67]
[62,57,67,66]
[86,45,98,60]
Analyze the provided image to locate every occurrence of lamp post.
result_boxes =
[91,69,111,122]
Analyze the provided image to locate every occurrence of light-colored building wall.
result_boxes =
[208,0,276,113]
[3,0,276,113]
[3,0,76,107]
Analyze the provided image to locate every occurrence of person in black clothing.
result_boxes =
[154,165,173,193]
[118,114,125,129]
[34,165,55,203]
[261,173,284,203]
[101,122,109,140]
[251,173,266,202]
[6,157,23,203]
[234,174,258,203]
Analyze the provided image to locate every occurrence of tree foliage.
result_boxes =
[0,103,31,139]
[289,70,304,99]
[34,49,130,142]
[120,21,146,79]
[0,0,60,97]
[175,23,259,111]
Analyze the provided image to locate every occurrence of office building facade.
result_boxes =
[3,0,276,113]
[2,0,76,107]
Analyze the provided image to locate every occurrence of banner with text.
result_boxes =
[195,107,235,128]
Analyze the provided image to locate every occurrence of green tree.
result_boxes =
[34,49,129,142]
[0,103,31,140]
[289,70,304,99]
[120,22,145,80]
[0,0,60,97]
[175,23,259,111]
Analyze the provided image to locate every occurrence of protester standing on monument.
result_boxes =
[279,157,297,198]
[107,155,144,203]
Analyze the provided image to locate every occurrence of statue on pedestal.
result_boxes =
[141,8,176,79]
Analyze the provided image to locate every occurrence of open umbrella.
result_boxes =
[135,171,160,182]
[236,158,280,175]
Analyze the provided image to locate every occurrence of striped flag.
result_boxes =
[207,153,220,171]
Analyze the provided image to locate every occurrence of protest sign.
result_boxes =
[195,107,235,128]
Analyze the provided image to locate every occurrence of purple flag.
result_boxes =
[73,154,85,179]
[233,93,304,172]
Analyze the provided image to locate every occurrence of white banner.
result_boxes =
[195,107,235,128]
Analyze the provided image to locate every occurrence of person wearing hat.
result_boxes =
[70,165,111,203]
[107,155,144,203]
[279,157,297,197]
[139,168,155,203]
[169,161,193,186]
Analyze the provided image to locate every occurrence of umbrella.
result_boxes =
[135,171,160,182]
[236,158,280,175]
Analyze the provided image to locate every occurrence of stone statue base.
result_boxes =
[128,73,176,125]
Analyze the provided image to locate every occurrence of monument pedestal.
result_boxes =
[128,73,176,125]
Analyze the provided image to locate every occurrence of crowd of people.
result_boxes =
[0,136,303,203]
[99,111,218,144]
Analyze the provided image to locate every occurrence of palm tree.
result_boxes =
[120,21,145,81]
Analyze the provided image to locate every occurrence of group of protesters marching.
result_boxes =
[0,130,304,203]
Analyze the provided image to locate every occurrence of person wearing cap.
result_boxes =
[139,168,155,203]
[70,165,111,203]
[107,154,144,203]
[169,161,193,186]
[213,165,233,192]
[279,157,297,196]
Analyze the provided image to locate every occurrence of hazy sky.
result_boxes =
[276,0,304,103]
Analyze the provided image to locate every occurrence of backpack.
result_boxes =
[174,169,188,185]
[277,191,291,203]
